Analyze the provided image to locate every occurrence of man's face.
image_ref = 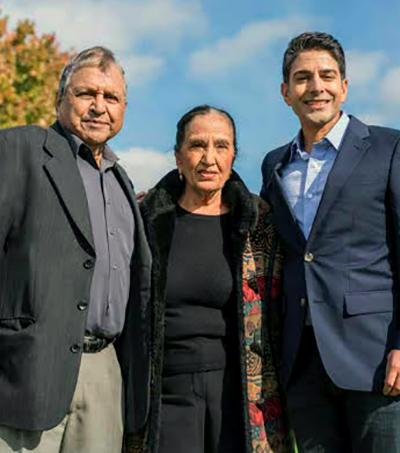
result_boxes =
[281,50,348,132]
[57,64,126,149]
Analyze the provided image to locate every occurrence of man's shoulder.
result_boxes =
[261,142,291,172]
[368,124,400,141]
[0,124,48,147]
[349,115,400,142]
[0,124,46,137]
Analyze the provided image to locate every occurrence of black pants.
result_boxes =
[287,327,400,453]
[159,368,245,453]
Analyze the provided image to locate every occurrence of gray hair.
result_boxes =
[174,104,238,157]
[56,46,127,104]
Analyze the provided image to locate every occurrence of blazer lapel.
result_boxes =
[113,164,145,236]
[113,164,135,207]
[308,116,371,244]
[43,125,95,255]
[113,164,153,261]
[268,146,307,252]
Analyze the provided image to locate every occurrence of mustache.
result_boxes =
[82,117,109,124]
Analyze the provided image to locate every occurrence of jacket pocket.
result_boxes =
[344,290,393,316]
[0,317,36,331]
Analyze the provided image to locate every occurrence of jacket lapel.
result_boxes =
[43,125,95,255]
[268,146,307,252]
[308,116,370,244]
[113,164,138,220]
[113,164,151,259]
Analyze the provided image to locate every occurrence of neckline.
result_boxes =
[176,204,230,219]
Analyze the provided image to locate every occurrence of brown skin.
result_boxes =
[57,64,127,167]
[281,50,348,152]
[175,111,235,215]
[384,350,400,396]
[283,49,400,396]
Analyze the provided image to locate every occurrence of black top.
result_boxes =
[163,206,235,375]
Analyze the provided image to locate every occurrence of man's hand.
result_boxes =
[383,349,400,396]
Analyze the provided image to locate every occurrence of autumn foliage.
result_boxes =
[0,14,73,128]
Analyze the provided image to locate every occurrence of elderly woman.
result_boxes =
[138,105,290,452]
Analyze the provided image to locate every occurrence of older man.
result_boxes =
[0,47,151,452]
[261,32,400,451]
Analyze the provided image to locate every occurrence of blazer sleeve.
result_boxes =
[388,133,400,349]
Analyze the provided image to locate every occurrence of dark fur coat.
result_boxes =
[128,170,291,452]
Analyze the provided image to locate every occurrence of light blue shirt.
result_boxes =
[280,113,350,239]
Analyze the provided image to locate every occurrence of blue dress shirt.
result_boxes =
[280,113,350,239]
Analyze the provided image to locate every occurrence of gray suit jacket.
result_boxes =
[0,123,151,432]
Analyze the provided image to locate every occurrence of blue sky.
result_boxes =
[3,0,400,191]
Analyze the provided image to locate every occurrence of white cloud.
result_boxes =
[117,148,175,192]
[356,112,388,126]
[3,0,206,85]
[188,17,309,77]
[354,63,400,129]
[380,66,400,104]
[121,54,164,86]
[4,0,205,51]
[346,50,386,86]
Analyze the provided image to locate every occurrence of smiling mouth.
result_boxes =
[304,99,331,108]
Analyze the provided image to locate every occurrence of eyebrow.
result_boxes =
[188,138,208,145]
[72,86,123,96]
[293,68,338,77]
[187,137,232,146]
[214,138,230,145]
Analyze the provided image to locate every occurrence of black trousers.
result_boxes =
[159,368,245,453]
[287,327,400,453]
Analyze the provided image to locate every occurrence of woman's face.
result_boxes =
[176,111,235,197]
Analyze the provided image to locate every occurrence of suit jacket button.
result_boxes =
[300,297,307,308]
[304,252,314,262]
[77,301,88,311]
[70,344,81,353]
[83,259,95,269]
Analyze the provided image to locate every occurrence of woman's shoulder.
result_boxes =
[247,194,278,242]
[140,170,182,216]
[250,193,272,218]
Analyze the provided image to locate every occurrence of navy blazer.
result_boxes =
[261,115,400,392]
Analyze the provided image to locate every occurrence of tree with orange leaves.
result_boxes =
[0,13,73,128]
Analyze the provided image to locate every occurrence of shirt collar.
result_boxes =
[290,112,350,160]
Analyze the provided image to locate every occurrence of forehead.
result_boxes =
[290,50,340,74]
[69,64,125,93]
[186,112,234,138]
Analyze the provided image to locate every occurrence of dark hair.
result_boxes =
[282,32,346,83]
[174,105,238,155]
[56,46,126,104]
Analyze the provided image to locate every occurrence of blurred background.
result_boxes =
[1,0,399,191]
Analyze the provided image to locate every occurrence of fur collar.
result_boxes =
[140,169,258,234]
